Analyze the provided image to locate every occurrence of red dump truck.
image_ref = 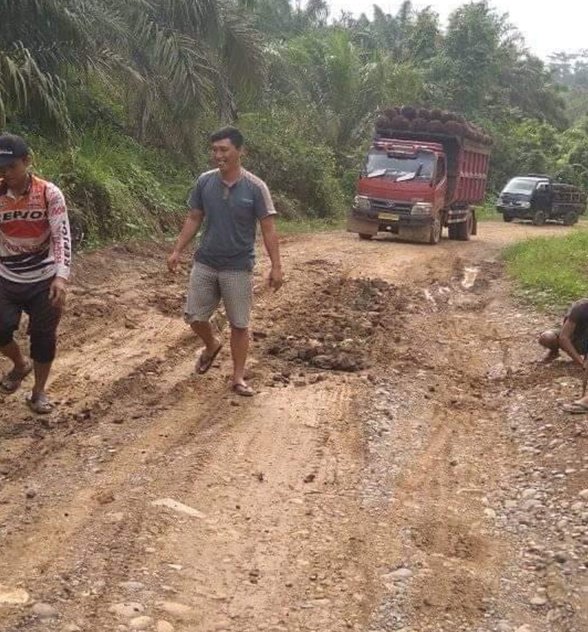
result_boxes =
[347,106,492,244]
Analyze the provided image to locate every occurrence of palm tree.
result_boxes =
[268,29,423,152]
[251,0,329,39]
[0,0,96,130]
[117,0,264,156]
[0,0,265,152]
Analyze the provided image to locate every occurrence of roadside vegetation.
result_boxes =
[504,230,588,310]
[2,0,588,245]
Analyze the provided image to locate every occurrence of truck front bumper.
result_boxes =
[496,205,533,219]
[347,209,433,234]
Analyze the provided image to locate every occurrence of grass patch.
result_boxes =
[476,200,500,222]
[504,228,588,310]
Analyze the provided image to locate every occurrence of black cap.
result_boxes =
[0,134,29,167]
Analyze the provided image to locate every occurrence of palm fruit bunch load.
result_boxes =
[374,105,492,145]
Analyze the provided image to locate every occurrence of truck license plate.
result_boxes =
[379,212,399,221]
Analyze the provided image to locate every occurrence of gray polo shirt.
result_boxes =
[188,168,276,271]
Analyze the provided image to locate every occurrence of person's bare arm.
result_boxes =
[259,215,282,290]
[559,319,584,367]
[167,209,204,272]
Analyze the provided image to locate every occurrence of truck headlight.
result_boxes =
[411,202,433,216]
[353,195,371,211]
[520,201,530,209]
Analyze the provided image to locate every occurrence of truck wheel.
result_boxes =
[359,233,373,240]
[532,211,546,226]
[448,213,473,241]
[503,215,513,223]
[563,211,578,226]
[427,217,442,245]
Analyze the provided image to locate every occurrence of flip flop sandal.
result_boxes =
[26,392,54,415]
[563,401,588,414]
[0,361,34,394]
[232,383,255,397]
[195,343,223,375]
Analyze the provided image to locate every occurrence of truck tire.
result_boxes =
[448,213,473,241]
[359,233,373,240]
[563,211,578,226]
[532,211,546,226]
[503,214,513,223]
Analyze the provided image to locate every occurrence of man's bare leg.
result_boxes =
[190,320,222,373]
[25,360,55,413]
[539,330,560,363]
[190,321,221,353]
[230,326,249,387]
[31,361,52,399]
[0,340,28,373]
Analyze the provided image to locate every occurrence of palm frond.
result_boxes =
[0,43,70,131]
[218,5,266,92]
[134,15,215,109]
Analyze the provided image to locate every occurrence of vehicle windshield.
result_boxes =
[364,149,435,182]
[502,178,543,195]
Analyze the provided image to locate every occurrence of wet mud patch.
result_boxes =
[264,275,423,372]
[422,259,503,314]
[412,570,492,621]
[410,517,489,562]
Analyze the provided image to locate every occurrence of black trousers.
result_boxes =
[0,276,62,363]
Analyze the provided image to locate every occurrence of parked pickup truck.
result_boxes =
[496,175,587,225]
[347,106,492,244]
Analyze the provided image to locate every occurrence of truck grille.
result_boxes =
[500,193,527,205]
[369,198,412,214]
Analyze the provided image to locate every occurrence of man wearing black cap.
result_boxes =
[0,133,71,414]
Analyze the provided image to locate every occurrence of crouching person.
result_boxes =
[538,299,588,367]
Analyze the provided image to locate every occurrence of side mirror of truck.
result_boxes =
[537,183,550,192]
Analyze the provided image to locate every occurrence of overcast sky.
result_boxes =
[326,0,586,60]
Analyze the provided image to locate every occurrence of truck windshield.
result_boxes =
[364,149,435,182]
[502,178,543,194]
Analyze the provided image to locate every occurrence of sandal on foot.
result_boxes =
[195,343,223,375]
[232,382,255,397]
[26,392,54,415]
[563,401,588,414]
[0,361,33,394]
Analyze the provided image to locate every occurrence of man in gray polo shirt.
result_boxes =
[168,126,283,396]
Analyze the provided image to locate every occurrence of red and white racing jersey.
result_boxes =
[0,175,71,283]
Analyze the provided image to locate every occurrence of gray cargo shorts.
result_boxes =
[184,262,253,329]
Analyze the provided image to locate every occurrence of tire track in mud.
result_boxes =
[0,249,222,631]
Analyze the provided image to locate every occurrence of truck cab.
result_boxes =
[350,140,447,243]
[347,132,489,244]
[497,176,586,225]
[496,176,552,225]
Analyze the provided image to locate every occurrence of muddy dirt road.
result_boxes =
[0,223,586,632]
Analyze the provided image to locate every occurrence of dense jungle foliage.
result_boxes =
[2,0,587,241]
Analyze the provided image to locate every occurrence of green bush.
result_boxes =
[27,126,192,246]
[239,110,346,219]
